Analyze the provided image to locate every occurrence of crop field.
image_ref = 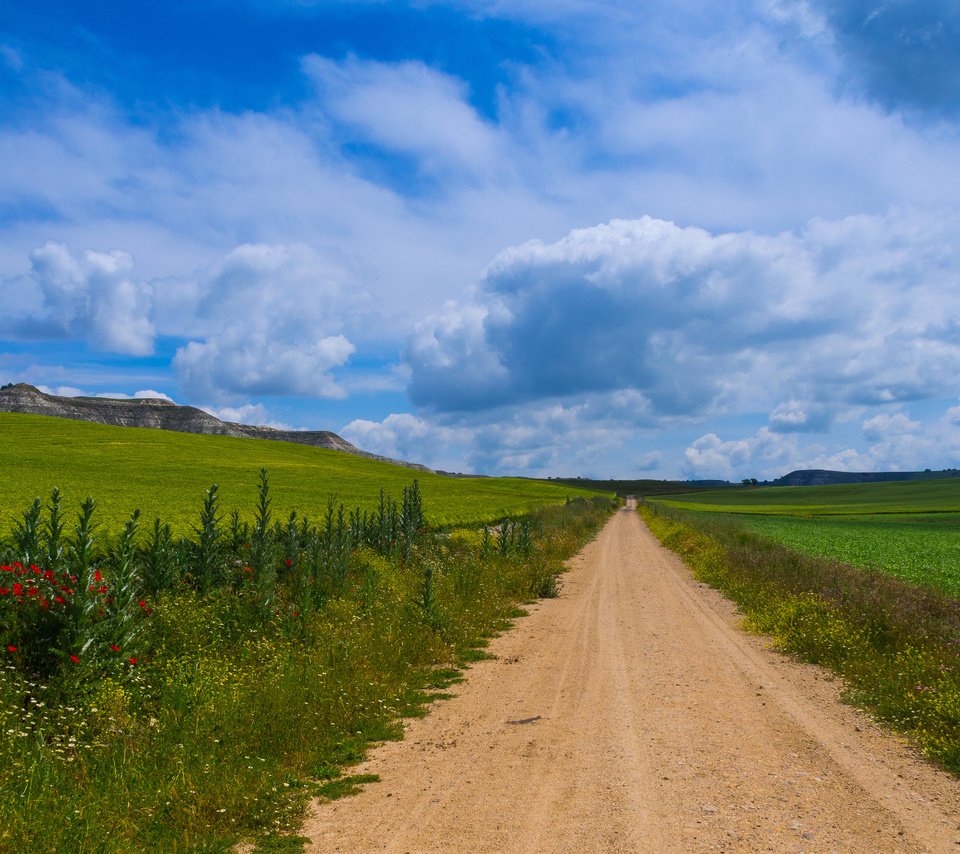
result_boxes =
[0,413,599,532]
[651,479,960,597]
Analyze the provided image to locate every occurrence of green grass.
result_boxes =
[735,516,960,598]
[650,479,960,597]
[0,413,598,532]
[654,477,960,516]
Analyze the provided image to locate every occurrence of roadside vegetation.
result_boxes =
[0,413,598,533]
[640,500,960,775]
[0,469,615,852]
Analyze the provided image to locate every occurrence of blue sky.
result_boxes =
[2,0,960,480]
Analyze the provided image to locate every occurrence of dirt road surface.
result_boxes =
[303,503,960,853]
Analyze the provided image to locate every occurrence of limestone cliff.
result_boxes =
[0,384,430,472]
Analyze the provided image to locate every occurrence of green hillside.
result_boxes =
[0,412,598,532]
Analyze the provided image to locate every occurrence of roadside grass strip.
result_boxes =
[640,504,960,776]
[0,473,616,852]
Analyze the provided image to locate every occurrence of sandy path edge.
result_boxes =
[300,505,960,853]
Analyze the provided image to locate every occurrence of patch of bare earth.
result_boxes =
[301,503,960,852]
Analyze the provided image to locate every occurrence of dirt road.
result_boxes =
[303,504,960,852]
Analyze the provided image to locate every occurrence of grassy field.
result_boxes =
[650,479,960,597]
[654,477,960,516]
[0,413,599,532]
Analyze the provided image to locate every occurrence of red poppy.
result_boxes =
[43,570,54,580]
[12,583,23,596]
[128,656,137,665]
[285,558,293,567]
[97,585,108,594]
[39,599,49,609]
[111,644,120,652]
[26,587,39,597]
[30,565,40,574]
[93,569,103,582]
[70,654,80,664]
[0,588,8,596]
[7,645,16,653]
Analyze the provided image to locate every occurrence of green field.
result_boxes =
[654,477,960,516]
[650,479,960,597]
[0,413,598,532]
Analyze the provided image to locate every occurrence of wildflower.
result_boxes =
[12,583,23,596]
[129,657,137,665]
[70,655,80,664]
[97,585,108,594]
[6,646,16,653]
[26,587,39,597]
[0,588,8,596]
[285,558,294,567]
[55,596,65,604]
[111,645,120,652]
[93,569,103,582]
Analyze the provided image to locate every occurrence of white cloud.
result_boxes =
[768,400,832,433]
[409,210,960,426]
[303,55,502,178]
[861,411,920,442]
[93,389,174,402]
[170,242,364,400]
[200,402,291,429]
[344,395,660,477]
[683,428,796,480]
[0,242,154,355]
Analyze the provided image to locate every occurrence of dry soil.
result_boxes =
[302,502,960,853]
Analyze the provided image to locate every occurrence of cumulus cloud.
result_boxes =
[200,402,290,429]
[684,400,960,480]
[344,394,659,477]
[171,242,362,400]
[0,242,154,355]
[768,400,833,433]
[342,413,468,469]
[408,210,960,428]
[684,428,796,481]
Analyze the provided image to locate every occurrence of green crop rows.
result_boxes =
[652,479,960,598]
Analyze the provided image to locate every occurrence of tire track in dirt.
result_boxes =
[302,504,960,852]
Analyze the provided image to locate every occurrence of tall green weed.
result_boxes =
[0,480,614,852]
